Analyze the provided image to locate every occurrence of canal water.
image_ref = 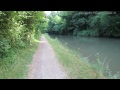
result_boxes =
[50,35,120,78]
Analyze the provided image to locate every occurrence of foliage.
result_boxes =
[0,38,11,57]
[0,41,39,79]
[0,11,46,57]
[47,11,120,37]
[45,34,105,79]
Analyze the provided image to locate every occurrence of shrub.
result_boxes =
[0,38,11,57]
[77,30,99,37]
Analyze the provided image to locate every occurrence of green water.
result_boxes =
[50,35,120,77]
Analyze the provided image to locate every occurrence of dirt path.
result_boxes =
[27,35,67,79]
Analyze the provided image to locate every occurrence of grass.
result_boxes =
[0,36,40,79]
[45,34,106,79]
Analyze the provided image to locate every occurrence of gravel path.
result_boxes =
[27,35,67,79]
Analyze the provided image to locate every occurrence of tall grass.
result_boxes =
[55,38,120,79]
[52,37,120,79]
[0,36,40,79]
[45,34,105,79]
[92,53,120,79]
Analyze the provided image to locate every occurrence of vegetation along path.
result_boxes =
[28,35,67,79]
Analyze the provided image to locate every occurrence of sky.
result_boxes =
[44,11,51,15]
[44,11,58,15]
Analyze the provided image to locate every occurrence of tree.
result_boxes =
[0,11,46,57]
[47,11,120,37]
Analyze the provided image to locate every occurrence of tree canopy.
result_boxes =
[0,11,47,57]
[46,11,120,37]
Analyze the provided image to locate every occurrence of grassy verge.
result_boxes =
[45,34,105,79]
[0,37,40,79]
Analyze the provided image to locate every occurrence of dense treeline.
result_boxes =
[0,11,46,57]
[47,11,120,37]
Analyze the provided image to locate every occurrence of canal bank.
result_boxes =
[49,35,120,78]
[45,34,105,79]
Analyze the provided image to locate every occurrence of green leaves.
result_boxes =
[0,38,11,57]
[47,11,120,37]
[0,11,46,57]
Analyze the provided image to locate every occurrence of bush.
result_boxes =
[0,11,46,58]
[77,30,99,37]
[47,11,120,37]
[0,38,11,57]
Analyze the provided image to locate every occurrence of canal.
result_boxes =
[50,35,120,78]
